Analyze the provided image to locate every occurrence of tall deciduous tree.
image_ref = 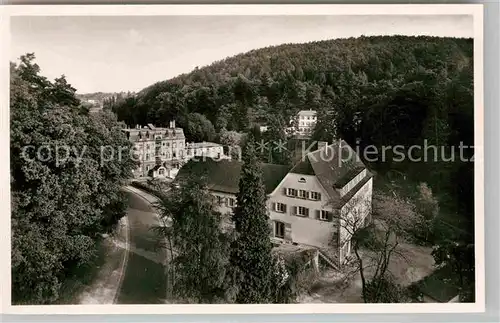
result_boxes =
[229,135,274,303]
[156,176,231,303]
[10,54,136,304]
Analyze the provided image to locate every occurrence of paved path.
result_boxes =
[114,187,168,304]
[77,217,129,304]
[77,186,170,304]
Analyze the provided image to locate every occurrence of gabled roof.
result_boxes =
[289,140,368,202]
[175,158,290,194]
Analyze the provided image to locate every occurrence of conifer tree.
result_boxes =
[230,135,274,303]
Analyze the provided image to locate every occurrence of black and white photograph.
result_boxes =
[1,4,484,314]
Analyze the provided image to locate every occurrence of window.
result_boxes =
[286,188,297,197]
[162,142,166,146]
[146,153,150,160]
[217,196,224,206]
[310,191,321,200]
[296,206,309,217]
[298,177,306,183]
[274,202,287,213]
[228,197,236,207]
[166,142,170,147]
[145,165,150,171]
[146,144,150,149]
[298,190,308,199]
[173,143,177,148]
[275,221,285,239]
[319,210,330,221]
[173,152,176,158]
[159,168,165,175]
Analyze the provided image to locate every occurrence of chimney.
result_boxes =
[172,120,176,128]
[318,141,328,151]
[169,121,173,128]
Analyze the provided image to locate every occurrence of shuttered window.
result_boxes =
[285,188,298,197]
[320,210,330,221]
[309,191,321,200]
[295,206,309,217]
[274,202,287,213]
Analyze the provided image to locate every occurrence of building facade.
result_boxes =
[268,140,372,265]
[175,140,373,267]
[122,121,186,179]
[294,109,317,136]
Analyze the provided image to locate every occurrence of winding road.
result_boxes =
[115,187,168,304]
[78,186,169,304]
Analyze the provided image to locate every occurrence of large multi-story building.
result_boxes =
[175,140,373,267]
[295,109,317,136]
[123,121,186,179]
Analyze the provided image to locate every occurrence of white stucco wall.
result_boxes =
[268,173,337,247]
[339,177,373,261]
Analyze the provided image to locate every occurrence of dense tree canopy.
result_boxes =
[10,54,137,304]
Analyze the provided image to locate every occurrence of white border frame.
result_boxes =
[0,4,484,315]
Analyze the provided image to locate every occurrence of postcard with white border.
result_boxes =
[0,4,484,315]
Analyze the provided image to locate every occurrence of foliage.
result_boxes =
[364,274,410,303]
[416,182,440,220]
[229,136,275,303]
[335,194,424,303]
[10,54,136,304]
[260,114,291,165]
[432,241,475,302]
[154,176,231,303]
[271,250,319,303]
[183,112,217,142]
[218,129,244,159]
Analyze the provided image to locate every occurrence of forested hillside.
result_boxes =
[111,35,474,221]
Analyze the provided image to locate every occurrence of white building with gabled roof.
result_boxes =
[267,140,373,266]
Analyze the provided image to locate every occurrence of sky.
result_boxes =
[10,15,473,94]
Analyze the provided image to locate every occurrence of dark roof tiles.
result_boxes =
[175,158,289,194]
